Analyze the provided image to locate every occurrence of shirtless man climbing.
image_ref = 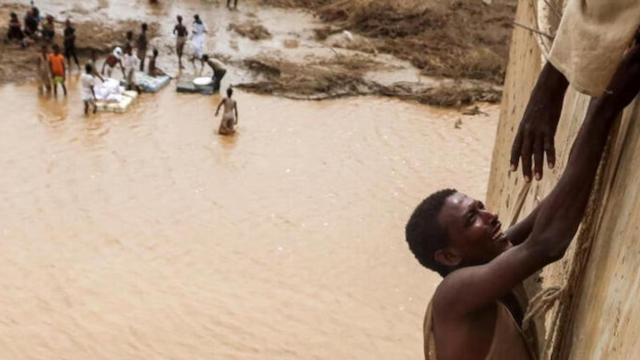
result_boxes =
[405,44,640,359]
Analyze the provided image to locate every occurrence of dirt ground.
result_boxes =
[239,54,501,106]
[229,21,272,41]
[261,0,516,84]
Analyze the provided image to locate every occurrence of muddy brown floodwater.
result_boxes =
[0,79,498,359]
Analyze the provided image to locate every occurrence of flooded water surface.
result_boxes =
[0,1,499,358]
[0,82,497,359]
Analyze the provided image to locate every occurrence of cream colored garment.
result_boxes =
[424,301,535,360]
[548,0,640,96]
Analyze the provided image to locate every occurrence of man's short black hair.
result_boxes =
[405,188,457,277]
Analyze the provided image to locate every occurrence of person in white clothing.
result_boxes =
[123,45,140,92]
[189,14,207,65]
[81,63,97,115]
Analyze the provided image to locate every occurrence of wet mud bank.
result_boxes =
[260,0,516,82]
[239,53,501,106]
[0,0,512,107]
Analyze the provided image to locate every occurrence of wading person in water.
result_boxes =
[173,15,188,69]
[405,44,640,360]
[48,44,67,96]
[36,45,51,94]
[81,63,98,115]
[215,87,238,135]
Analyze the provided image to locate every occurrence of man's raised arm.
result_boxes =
[439,45,640,315]
[526,45,640,260]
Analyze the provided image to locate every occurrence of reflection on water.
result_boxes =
[0,83,497,358]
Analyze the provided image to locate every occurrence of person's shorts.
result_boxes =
[83,96,95,103]
[137,48,146,61]
[53,76,64,84]
[176,36,186,53]
[64,45,76,57]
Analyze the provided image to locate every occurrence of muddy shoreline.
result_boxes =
[260,0,516,83]
[0,0,513,107]
[238,55,501,106]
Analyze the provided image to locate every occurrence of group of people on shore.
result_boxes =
[5,6,237,134]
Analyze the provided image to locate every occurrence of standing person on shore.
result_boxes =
[6,12,25,45]
[36,44,51,94]
[41,15,55,43]
[189,14,207,64]
[23,8,39,40]
[31,6,42,23]
[173,15,188,69]
[124,30,134,52]
[136,23,149,71]
[63,19,80,72]
[48,44,66,96]
[81,63,98,115]
[214,87,238,135]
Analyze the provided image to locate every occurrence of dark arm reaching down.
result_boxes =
[437,44,640,315]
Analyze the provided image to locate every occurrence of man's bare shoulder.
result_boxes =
[432,267,481,317]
